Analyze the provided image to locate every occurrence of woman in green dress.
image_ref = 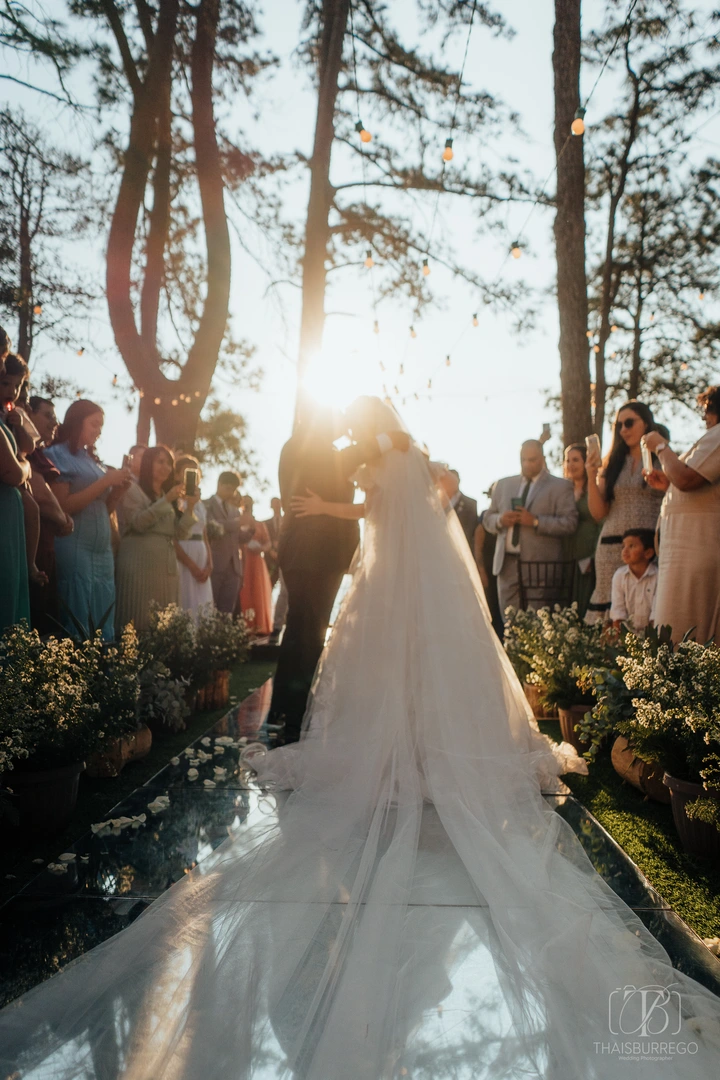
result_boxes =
[115,445,198,635]
[563,443,601,618]
[0,407,31,632]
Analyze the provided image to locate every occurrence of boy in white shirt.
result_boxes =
[610,529,658,631]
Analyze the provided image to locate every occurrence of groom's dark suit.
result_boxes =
[269,431,386,743]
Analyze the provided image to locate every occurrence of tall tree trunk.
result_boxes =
[553,0,591,445]
[295,0,351,427]
[18,202,32,361]
[593,47,640,436]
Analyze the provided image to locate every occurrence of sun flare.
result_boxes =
[301,320,385,409]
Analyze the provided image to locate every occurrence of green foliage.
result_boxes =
[194,606,250,677]
[137,661,190,735]
[503,607,544,684]
[139,604,197,687]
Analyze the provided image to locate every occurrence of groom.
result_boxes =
[269,402,410,744]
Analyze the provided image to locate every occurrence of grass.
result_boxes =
[540,719,720,940]
[2,659,275,908]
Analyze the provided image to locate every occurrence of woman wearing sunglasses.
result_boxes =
[584,400,665,623]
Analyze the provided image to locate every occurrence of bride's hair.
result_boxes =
[345,395,409,439]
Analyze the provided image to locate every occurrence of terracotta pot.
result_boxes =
[3,761,85,837]
[213,669,230,710]
[523,683,558,720]
[558,705,592,755]
[86,725,153,779]
[663,773,720,858]
[611,737,671,804]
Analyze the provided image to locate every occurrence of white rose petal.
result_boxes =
[187,768,199,780]
[213,746,225,755]
[47,863,68,875]
[5,874,16,880]
[203,779,216,788]
[170,757,180,766]
[214,736,234,746]
[201,737,212,746]
[58,853,76,863]
[80,855,90,863]
[32,858,44,865]
[196,750,212,762]
[213,767,227,778]
[238,737,248,745]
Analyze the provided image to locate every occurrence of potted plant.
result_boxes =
[84,625,151,778]
[0,624,104,835]
[193,607,250,710]
[503,608,556,718]
[138,660,190,735]
[140,602,198,711]
[525,606,616,755]
[615,635,720,856]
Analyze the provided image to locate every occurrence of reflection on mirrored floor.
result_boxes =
[2,680,719,1065]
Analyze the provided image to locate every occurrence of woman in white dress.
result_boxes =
[173,455,214,620]
[2,397,720,1080]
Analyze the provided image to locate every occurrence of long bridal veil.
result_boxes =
[2,403,720,1079]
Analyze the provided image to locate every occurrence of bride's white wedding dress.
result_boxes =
[2,404,720,1079]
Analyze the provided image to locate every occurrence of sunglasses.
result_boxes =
[617,417,639,430]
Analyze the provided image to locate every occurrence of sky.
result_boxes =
[6,0,719,518]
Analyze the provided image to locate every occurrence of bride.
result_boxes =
[2,395,720,1080]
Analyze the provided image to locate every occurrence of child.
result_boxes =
[610,528,658,631]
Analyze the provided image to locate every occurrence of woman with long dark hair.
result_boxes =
[114,444,198,634]
[45,400,131,639]
[584,400,664,623]
[562,443,601,617]
[0,331,31,631]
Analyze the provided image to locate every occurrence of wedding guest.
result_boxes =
[115,445,198,634]
[46,400,131,640]
[585,401,664,623]
[265,496,288,643]
[204,471,256,615]
[173,455,214,621]
[0,332,31,631]
[562,443,601,617]
[644,386,720,644]
[26,396,74,633]
[128,444,147,480]
[439,468,478,549]
[473,508,503,638]
[483,440,577,616]
[239,495,273,635]
[0,354,45,589]
[609,529,657,631]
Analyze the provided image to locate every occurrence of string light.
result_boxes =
[154,397,161,405]
[593,344,600,354]
[610,351,617,359]
[699,291,705,301]
[355,119,372,143]
[422,258,430,277]
[681,361,688,370]
[611,324,618,332]
[77,347,85,356]
[510,240,522,259]
[75,390,82,398]
[649,312,655,322]
[399,363,404,375]
[409,325,417,338]
[364,249,374,269]
[138,389,145,398]
[571,107,586,136]
[194,390,201,397]
[393,384,399,395]
[379,360,386,372]
[171,398,178,406]
[112,374,118,386]
[33,303,42,315]
[445,355,451,367]
[472,313,478,327]
[384,395,392,405]
[442,137,454,163]
[373,319,379,334]
[427,378,432,389]
[414,393,419,401]
[586,330,593,339]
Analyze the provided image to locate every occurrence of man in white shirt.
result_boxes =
[610,529,658,631]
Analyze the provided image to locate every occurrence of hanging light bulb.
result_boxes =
[138,389,145,398]
[379,360,386,372]
[472,313,479,327]
[355,119,372,143]
[154,397,161,405]
[414,392,419,401]
[382,383,388,395]
[593,344,600,354]
[393,384,399,395]
[75,390,82,398]
[33,303,42,315]
[77,346,85,356]
[699,291,706,301]
[442,137,454,163]
[373,319,379,334]
[402,396,407,406]
[610,351,617,359]
[399,363,404,375]
[681,361,688,370]
[194,390,201,397]
[384,396,392,406]
[510,240,522,259]
[422,258,430,277]
[611,324,618,333]
[409,325,417,338]
[571,107,586,136]
[649,311,655,322]
[586,329,593,339]
[427,378,432,389]
[112,374,118,386]
[445,355,451,367]
[172,398,179,406]
[364,249,374,269]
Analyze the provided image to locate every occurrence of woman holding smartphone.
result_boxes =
[173,455,214,621]
[584,400,664,623]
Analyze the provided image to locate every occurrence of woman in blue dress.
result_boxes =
[45,400,131,640]
[0,381,31,631]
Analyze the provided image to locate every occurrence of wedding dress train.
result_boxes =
[2,407,720,1079]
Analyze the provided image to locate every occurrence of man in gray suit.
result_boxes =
[484,440,577,618]
[204,471,256,615]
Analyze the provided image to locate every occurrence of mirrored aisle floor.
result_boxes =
[1,680,719,1075]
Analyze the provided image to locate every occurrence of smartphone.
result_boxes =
[542,423,551,437]
[511,497,524,511]
[641,439,653,474]
[585,433,602,462]
[184,467,198,497]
